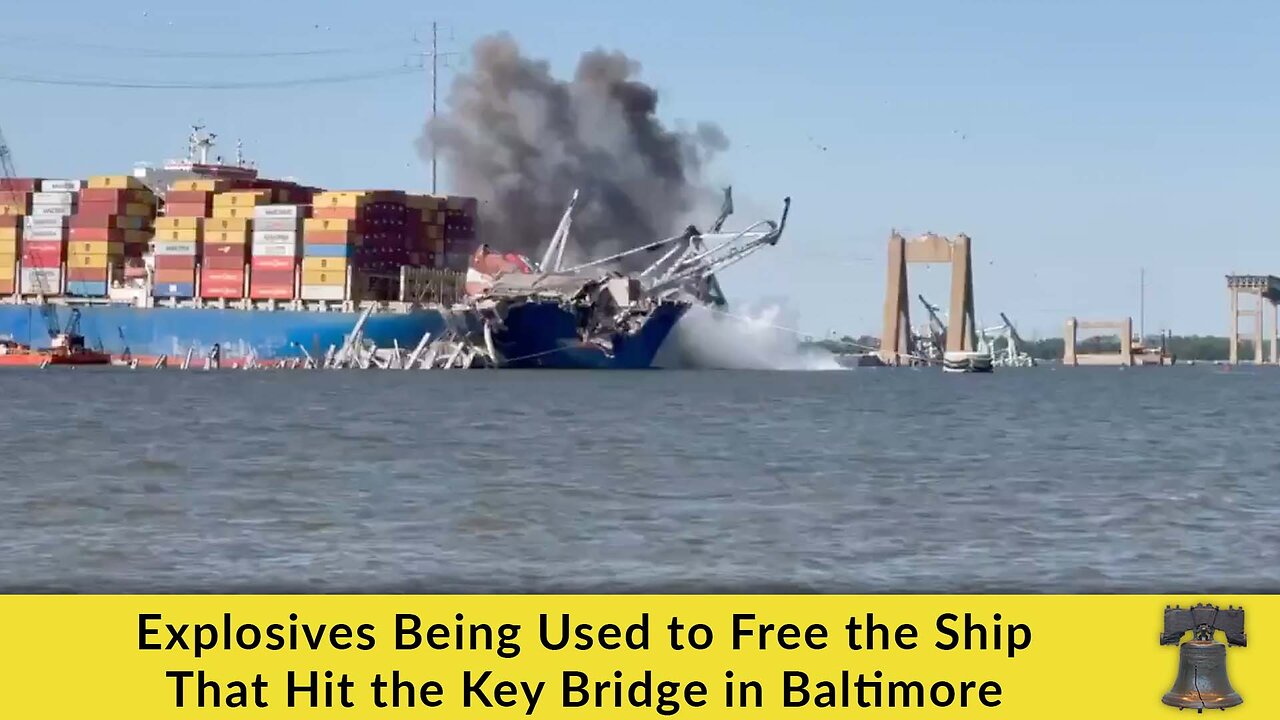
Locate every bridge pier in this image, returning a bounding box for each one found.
[1226,275,1280,365]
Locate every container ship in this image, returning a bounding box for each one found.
[0,126,789,370]
[0,126,473,365]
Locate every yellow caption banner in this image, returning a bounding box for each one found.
[0,595,1273,718]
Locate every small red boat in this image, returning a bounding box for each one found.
[0,332,113,367]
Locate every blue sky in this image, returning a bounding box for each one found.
[3,0,1277,338]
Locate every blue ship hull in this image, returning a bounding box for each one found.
[0,300,686,369]
[483,299,688,369]
[0,304,448,360]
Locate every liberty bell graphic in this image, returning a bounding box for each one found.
[1160,604,1246,711]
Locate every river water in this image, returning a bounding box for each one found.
[1,364,1275,593]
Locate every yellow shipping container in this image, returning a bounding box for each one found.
[313,192,370,208]
[302,268,346,286]
[155,216,201,231]
[156,228,201,243]
[0,267,14,282]
[169,178,231,193]
[68,253,116,269]
[0,226,20,241]
[206,230,248,244]
[88,175,145,190]
[213,190,273,207]
[210,206,254,219]
[302,257,347,273]
[303,218,357,233]
[202,217,251,233]
[68,241,125,256]
[0,204,27,216]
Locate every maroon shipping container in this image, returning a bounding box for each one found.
[202,255,245,270]
[154,255,197,271]
[251,269,294,286]
[203,242,247,258]
[80,188,152,204]
[0,179,41,192]
[76,198,137,216]
[161,201,211,217]
[68,267,109,282]
[163,190,212,204]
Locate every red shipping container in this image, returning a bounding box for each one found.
[252,256,295,272]
[249,283,295,300]
[0,280,13,295]
[200,283,244,299]
[80,188,152,203]
[68,267,109,282]
[202,255,245,270]
[202,269,244,286]
[203,242,247,258]
[0,179,40,192]
[0,216,17,228]
[154,255,197,271]
[155,268,194,284]
[165,190,213,204]
[304,230,358,245]
[251,269,294,285]
[69,227,124,242]
[161,201,211,217]
[21,240,63,266]
[77,198,148,216]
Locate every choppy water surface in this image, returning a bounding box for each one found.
[1,364,1276,592]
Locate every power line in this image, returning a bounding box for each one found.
[0,32,419,59]
[0,66,423,90]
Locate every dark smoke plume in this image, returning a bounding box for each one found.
[419,33,728,265]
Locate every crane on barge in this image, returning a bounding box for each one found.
[0,121,109,365]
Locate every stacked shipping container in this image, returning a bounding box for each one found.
[0,215,17,295]
[304,191,407,301]
[249,203,307,300]
[442,195,479,271]
[1,178,37,295]
[405,194,447,269]
[210,190,270,300]
[70,176,155,297]
[201,215,250,299]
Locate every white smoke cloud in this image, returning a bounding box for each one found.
[656,303,844,370]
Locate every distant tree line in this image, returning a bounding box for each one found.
[809,335,1257,362]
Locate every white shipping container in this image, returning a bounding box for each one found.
[32,203,74,216]
[252,218,301,232]
[32,191,76,205]
[254,205,304,220]
[20,268,62,292]
[153,242,197,255]
[251,230,298,244]
[300,285,345,301]
[23,227,67,241]
[22,215,67,229]
[252,242,298,257]
[40,179,82,193]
